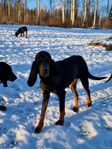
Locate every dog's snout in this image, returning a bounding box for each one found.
[9,73,17,81]
[44,68,48,73]
[40,62,50,78]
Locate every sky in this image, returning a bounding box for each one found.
[27,0,37,9]
[27,0,46,9]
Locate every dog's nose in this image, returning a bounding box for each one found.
[40,63,49,78]
[10,73,17,81]
[44,68,48,73]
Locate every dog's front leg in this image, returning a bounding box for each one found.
[55,90,66,125]
[35,92,50,133]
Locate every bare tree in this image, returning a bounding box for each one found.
[93,0,98,28]
[8,0,11,19]
[107,0,109,15]
[83,0,90,27]
[44,0,46,13]
[15,0,21,23]
[24,0,28,23]
[49,0,53,16]
[71,0,74,25]
[62,0,65,24]
[37,0,40,24]
[98,0,102,28]
[1,0,7,22]
[71,0,77,26]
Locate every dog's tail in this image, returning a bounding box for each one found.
[88,72,107,80]
[105,74,112,83]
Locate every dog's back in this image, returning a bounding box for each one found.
[56,55,88,75]
[18,26,27,33]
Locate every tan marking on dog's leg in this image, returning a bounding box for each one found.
[59,111,65,122]
[86,94,92,107]
[35,99,48,133]
[70,79,79,112]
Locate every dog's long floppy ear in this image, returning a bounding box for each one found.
[27,61,38,87]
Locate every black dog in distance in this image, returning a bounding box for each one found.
[15,26,28,38]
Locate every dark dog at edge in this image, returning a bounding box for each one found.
[106,74,112,82]
[15,26,28,38]
[27,51,107,133]
[0,62,17,111]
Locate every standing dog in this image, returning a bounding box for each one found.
[27,51,107,133]
[0,62,17,111]
[15,26,28,38]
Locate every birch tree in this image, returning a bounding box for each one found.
[83,0,89,27]
[62,0,65,24]
[107,0,109,15]
[93,0,98,28]
[71,0,75,25]
[37,0,40,22]
[8,0,11,19]
[24,0,28,23]
[71,0,77,26]
[1,0,6,22]
[16,0,21,23]
[98,1,102,27]
[49,0,53,16]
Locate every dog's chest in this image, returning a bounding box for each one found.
[40,76,60,93]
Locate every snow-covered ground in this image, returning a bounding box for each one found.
[0,25,112,149]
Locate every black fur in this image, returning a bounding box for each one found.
[0,62,17,111]
[15,26,28,38]
[0,62,17,87]
[27,51,107,133]
[106,74,112,82]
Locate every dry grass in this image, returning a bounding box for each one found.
[89,42,112,51]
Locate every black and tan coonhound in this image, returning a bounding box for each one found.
[27,51,107,133]
[15,26,28,38]
[0,62,17,111]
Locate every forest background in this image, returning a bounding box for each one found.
[0,0,112,28]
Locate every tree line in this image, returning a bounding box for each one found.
[0,0,111,28]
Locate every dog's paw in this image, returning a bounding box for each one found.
[34,126,42,134]
[87,102,92,107]
[55,120,64,125]
[72,106,79,113]
[0,105,7,111]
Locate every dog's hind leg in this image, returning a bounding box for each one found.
[80,77,92,108]
[70,79,79,112]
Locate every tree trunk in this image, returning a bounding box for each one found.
[107,0,109,15]
[71,0,75,26]
[8,0,11,19]
[62,0,65,24]
[93,0,98,28]
[83,0,89,27]
[99,1,102,28]
[24,0,28,24]
[37,0,40,24]
[17,1,21,23]
[1,0,5,22]
[50,0,53,16]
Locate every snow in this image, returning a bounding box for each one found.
[0,24,112,149]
